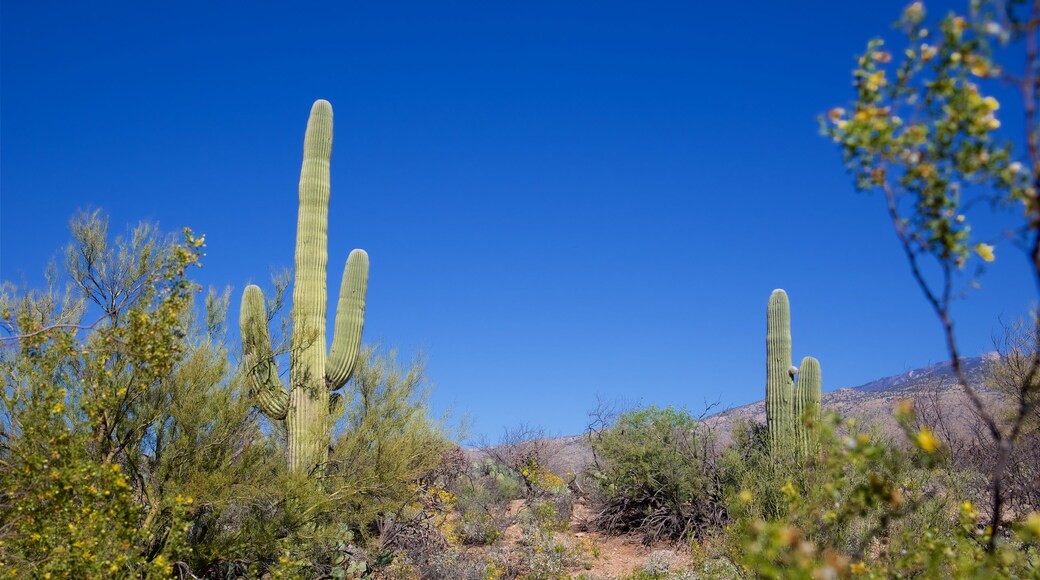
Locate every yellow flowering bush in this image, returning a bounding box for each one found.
[727,408,1039,578]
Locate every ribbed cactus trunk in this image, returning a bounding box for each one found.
[288,100,335,473]
[766,289,794,457]
[794,356,822,456]
[240,100,368,475]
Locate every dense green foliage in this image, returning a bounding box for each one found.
[2,214,213,575]
[726,408,1040,578]
[0,213,451,577]
[587,406,727,542]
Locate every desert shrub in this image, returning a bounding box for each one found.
[586,405,727,542]
[722,415,931,557]
[641,550,675,576]
[0,416,188,578]
[515,499,596,580]
[726,408,1040,578]
[458,510,502,545]
[480,424,570,497]
[448,459,522,547]
[0,215,313,577]
[450,424,575,552]
[473,458,528,502]
[390,545,510,580]
[0,214,215,576]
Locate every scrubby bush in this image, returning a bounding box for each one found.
[450,460,521,546]
[515,497,596,580]
[586,405,728,542]
[725,408,1040,578]
[1,214,212,576]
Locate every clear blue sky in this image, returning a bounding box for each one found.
[2,0,1034,438]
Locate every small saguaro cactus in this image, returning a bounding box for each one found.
[793,356,822,455]
[766,289,795,456]
[240,99,369,474]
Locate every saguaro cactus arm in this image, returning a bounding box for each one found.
[798,356,822,412]
[326,248,369,390]
[795,356,822,455]
[240,284,289,420]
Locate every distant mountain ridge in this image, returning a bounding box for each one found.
[849,355,992,393]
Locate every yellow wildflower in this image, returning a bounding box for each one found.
[851,561,868,574]
[916,427,939,453]
[864,71,886,92]
[975,243,995,262]
[971,62,991,77]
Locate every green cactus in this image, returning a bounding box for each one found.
[794,356,822,455]
[766,289,795,456]
[766,289,824,459]
[240,99,368,474]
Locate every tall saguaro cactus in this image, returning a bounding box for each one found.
[794,356,822,455]
[766,289,795,456]
[240,100,369,474]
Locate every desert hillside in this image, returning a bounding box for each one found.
[522,356,1004,476]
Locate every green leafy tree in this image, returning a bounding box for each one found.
[0,212,203,576]
[823,0,1040,549]
[0,212,290,577]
